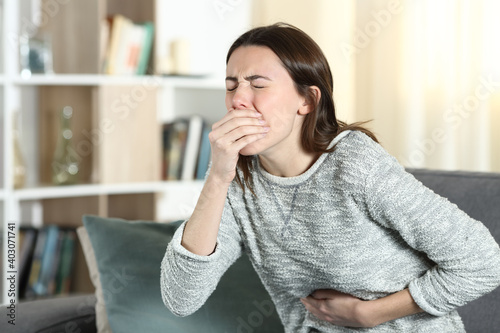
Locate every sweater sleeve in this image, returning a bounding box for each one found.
[160,199,243,316]
[364,146,500,316]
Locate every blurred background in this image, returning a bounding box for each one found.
[251,0,500,173]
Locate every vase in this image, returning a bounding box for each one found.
[13,111,26,189]
[52,106,80,185]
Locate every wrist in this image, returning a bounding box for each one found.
[356,289,423,328]
[207,165,236,184]
[206,172,232,189]
[355,300,380,328]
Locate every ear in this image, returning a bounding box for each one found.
[298,86,321,115]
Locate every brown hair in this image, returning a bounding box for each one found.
[226,23,377,192]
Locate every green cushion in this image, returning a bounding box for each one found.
[82,215,283,333]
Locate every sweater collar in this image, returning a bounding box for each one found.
[256,130,352,186]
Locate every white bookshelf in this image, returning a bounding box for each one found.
[1,0,251,304]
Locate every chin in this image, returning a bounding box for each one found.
[239,146,260,156]
[239,141,266,156]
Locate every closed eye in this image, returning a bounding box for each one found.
[227,85,265,92]
[225,74,271,92]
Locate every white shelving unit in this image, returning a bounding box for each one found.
[1,0,251,304]
[12,73,225,88]
[2,0,17,308]
[13,181,202,201]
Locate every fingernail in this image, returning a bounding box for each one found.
[255,111,261,117]
[263,127,270,132]
[258,119,266,124]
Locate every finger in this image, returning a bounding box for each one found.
[233,132,269,152]
[301,296,323,309]
[210,128,268,159]
[301,298,328,321]
[300,298,312,311]
[225,122,269,143]
[210,118,268,147]
[212,109,262,131]
[311,289,336,300]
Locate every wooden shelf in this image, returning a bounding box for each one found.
[13,180,204,200]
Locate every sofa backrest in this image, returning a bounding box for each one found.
[408,168,500,333]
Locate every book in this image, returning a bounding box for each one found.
[136,22,154,75]
[115,22,144,75]
[21,226,78,299]
[55,229,77,295]
[25,227,48,299]
[99,19,111,74]
[47,229,66,295]
[181,115,204,181]
[103,15,154,75]
[165,119,189,180]
[162,122,174,180]
[196,123,212,180]
[103,15,133,74]
[33,225,60,297]
[18,227,39,298]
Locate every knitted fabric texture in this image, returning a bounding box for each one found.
[161,131,500,332]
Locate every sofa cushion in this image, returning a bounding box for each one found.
[77,227,112,333]
[82,215,283,333]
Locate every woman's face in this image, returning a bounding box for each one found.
[225,45,310,157]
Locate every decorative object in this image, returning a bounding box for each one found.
[52,106,80,185]
[158,39,191,75]
[19,30,54,78]
[13,111,26,189]
[170,39,190,75]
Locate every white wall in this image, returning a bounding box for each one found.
[155,0,253,79]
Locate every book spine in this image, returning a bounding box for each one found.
[181,116,204,181]
[33,225,60,296]
[25,228,48,299]
[18,228,38,298]
[55,230,77,295]
[196,124,212,180]
[166,119,189,180]
[136,22,154,75]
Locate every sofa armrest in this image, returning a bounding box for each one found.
[9,294,96,333]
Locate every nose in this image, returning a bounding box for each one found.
[231,84,252,110]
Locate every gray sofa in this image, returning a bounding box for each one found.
[7,169,500,333]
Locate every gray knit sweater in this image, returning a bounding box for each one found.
[161,130,500,332]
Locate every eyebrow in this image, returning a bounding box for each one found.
[225,75,272,82]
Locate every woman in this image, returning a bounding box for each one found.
[161,23,500,332]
